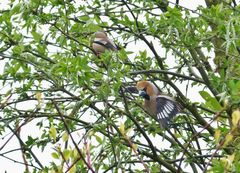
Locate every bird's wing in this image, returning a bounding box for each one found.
[156,96,181,127]
[93,39,117,50]
[107,39,118,50]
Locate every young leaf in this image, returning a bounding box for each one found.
[49,125,57,142]
[214,129,221,143]
[62,132,69,142]
[51,152,59,159]
[223,133,233,147]
[63,149,71,160]
[232,110,240,129]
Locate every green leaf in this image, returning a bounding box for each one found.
[49,125,57,142]
[12,44,24,55]
[63,149,71,160]
[206,98,223,111]
[199,91,223,111]
[199,91,212,101]
[94,134,103,144]
[62,132,69,142]
[51,152,59,159]
[32,31,42,42]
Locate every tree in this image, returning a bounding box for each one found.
[1,0,240,172]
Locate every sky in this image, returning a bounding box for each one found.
[0,0,208,172]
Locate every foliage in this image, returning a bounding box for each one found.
[1,0,240,172]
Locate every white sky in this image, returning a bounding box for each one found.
[0,0,210,172]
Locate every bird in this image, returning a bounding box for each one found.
[136,80,181,128]
[92,31,118,56]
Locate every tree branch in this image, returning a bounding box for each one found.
[129,69,205,84]
[53,101,96,173]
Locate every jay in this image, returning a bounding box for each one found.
[135,81,181,128]
[92,31,118,56]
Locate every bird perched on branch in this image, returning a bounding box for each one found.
[133,80,181,128]
[92,31,118,56]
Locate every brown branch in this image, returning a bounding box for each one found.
[177,109,226,173]
[129,69,205,84]
[0,152,40,170]
[58,148,70,168]
[16,120,29,173]
[49,22,95,54]
[65,157,82,173]
[119,88,179,172]
[7,122,44,169]
[188,49,218,97]
[84,136,92,169]
[53,101,96,173]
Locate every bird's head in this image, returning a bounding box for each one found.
[136,81,158,100]
[95,31,107,38]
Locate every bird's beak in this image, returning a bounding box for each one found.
[138,90,150,100]
[138,90,146,96]
[124,86,138,94]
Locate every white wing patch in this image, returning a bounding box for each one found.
[156,96,181,128]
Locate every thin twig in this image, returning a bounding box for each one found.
[129,69,205,84]
[53,101,96,173]
[177,109,225,172]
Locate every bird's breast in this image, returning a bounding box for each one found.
[144,99,157,116]
[92,42,105,53]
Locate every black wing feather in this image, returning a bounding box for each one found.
[156,96,181,128]
[93,40,116,50]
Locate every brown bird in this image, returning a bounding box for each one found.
[136,81,181,128]
[92,31,118,56]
